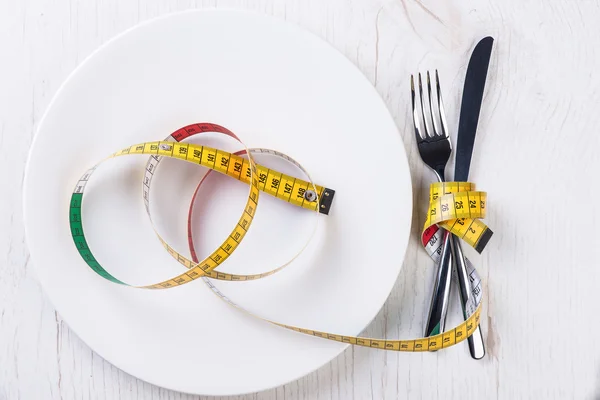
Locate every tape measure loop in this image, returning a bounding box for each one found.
[422,181,492,253]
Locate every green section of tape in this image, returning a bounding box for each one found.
[69,193,126,285]
[427,322,441,337]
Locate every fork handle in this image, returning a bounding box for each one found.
[450,235,486,360]
[424,229,453,337]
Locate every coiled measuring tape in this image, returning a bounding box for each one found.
[422,182,493,260]
[69,122,488,352]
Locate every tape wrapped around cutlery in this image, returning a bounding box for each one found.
[69,122,487,352]
[421,182,493,258]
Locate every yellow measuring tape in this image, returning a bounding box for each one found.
[69,122,489,352]
[422,182,492,255]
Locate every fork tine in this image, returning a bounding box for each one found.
[435,70,449,138]
[427,71,442,137]
[410,75,423,142]
[418,73,432,138]
[411,75,425,141]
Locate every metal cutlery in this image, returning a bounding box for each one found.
[451,36,494,360]
[411,71,454,338]
[410,36,493,359]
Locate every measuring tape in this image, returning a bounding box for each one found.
[421,182,493,260]
[69,122,488,352]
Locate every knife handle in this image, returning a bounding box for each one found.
[424,229,453,337]
[449,235,486,360]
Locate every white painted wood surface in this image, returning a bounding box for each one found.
[1,0,599,398]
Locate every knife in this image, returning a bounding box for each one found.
[451,36,494,360]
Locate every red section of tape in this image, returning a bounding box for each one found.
[421,225,439,247]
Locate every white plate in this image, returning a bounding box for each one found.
[23,9,412,396]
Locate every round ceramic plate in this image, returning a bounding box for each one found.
[23,9,412,396]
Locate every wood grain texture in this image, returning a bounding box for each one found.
[1,0,599,398]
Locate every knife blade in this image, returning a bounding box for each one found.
[455,36,494,182]
[452,36,494,360]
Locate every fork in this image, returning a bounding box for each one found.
[411,71,454,338]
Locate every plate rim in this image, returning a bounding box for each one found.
[22,7,413,396]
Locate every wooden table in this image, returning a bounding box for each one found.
[1,1,597,398]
